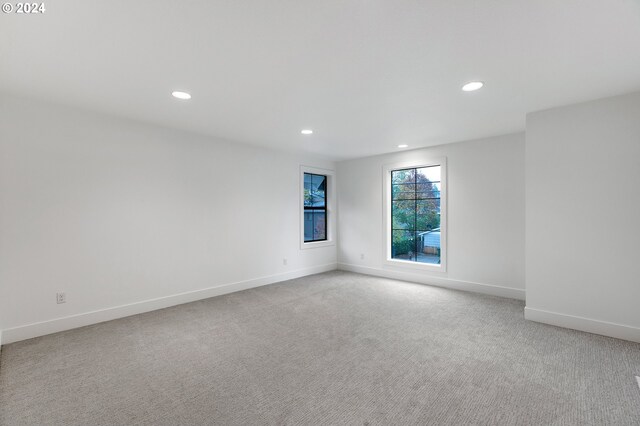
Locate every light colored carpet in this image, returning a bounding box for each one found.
[1,271,639,425]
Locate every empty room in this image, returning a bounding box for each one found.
[1,1,639,425]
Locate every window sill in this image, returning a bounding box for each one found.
[300,240,335,250]
[383,258,446,273]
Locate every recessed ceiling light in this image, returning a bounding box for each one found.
[172,91,191,100]
[301,129,313,135]
[398,144,409,148]
[462,81,484,92]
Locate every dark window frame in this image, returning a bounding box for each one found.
[304,172,328,243]
[390,166,441,264]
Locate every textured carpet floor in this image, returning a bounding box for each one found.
[1,271,639,425]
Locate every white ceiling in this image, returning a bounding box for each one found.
[2,1,640,160]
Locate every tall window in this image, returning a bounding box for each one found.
[303,172,327,242]
[387,163,444,267]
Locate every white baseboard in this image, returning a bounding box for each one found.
[524,307,640,343]
[338,263,525,300]
[1,263,337,345]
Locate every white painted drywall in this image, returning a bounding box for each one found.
[336,133,525,297]
[525,91,640,333]
[0,95,336,340]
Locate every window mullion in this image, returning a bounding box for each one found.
[414,168,417,262]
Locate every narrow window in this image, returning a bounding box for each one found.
[390,165,442,265]
[303,172,327,242]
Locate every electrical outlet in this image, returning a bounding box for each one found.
[56,292,66,304]
[283,258,288,266]
[360,253,365,260]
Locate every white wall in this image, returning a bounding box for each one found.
[0,95,336,343]
[525,91,640,342]
[337,133,525,299]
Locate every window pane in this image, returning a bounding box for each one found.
[417,165,440,183]
[310,193,325,207]
[416,230,440,264]
[311,174,326,192]
[416,199,440,231]
[392,183,415,200]
[308,174,326,207]
[416,180,440,192]
[392,168,415,184]
[313,211,326,240]
[304,211,314,241]
[392,200,415,230]
[304,173,313,206]
[392,230,416,261]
